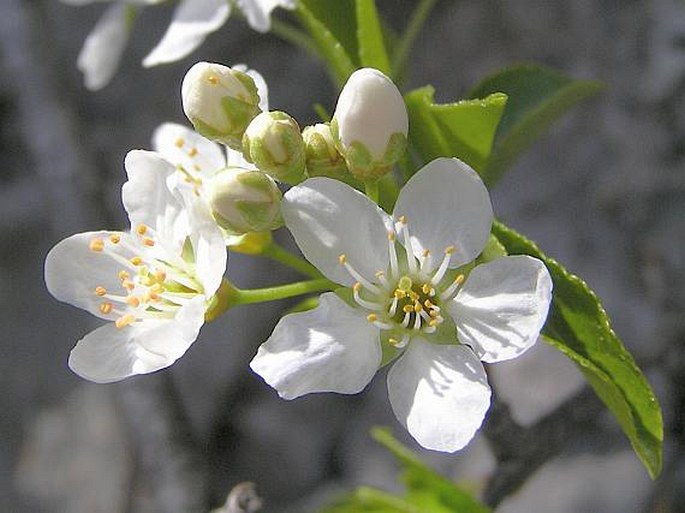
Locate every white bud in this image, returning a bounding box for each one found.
[331,68,408,181]
[181,62,261,150]
[207,167,282,234]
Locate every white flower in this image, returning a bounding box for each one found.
[65,0,294,90]
[45,150,226,382]
[250,158,553,452]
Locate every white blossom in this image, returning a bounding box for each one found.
[64,0,293,90]
[250,158,553,452]
[45,150,226,382]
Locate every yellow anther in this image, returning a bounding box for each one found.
[394,289,406,299]
[367,313,378,323]
[454,274,465,285]
[154,270,166,282]
[118,270,130,281]
[424,299,434,309]
[207,75,218,85]
[136,224,148,235]
[409,291,419,301]
[126,295,141,308]
[142,237,155,247]
[353,282,362,292]
[422,249,430,258]
[398,215,407,224]
[122,279,135,291]
[403,304,414,313]
[109,234,121,244]
[115,314,136,329]
[94,286,107,297]
[130,256,143,266]
[338,254,347,265]
[99,302,113,315]
[414,302,422,313]
[388,337,398,346]
[89,238,104,252]
[429,310,438,318]
[445,245,455,255]
[175,137,185,148]
[188,147,198,157]
[429,319,439,327]
[388,231,396,241]
[421,283,432,295]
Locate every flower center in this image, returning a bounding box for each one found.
[88,224,202,329]
[339,216,464,348]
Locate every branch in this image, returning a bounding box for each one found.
[483,387,604,507]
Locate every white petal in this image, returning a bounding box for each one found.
[448,255,553,363]
[45,231,140,320]
[122,150,188,253]
[387,339,491,452]
[152,122,226,179]
[142,0,231,67]
[181,187,227,297]
[393,158,493,268]
[250,292,381,399]
[233,64,269,111]
[236,0,295,32]
[282,178,391,286]
[77,4,132,91]
[68,296,206,383]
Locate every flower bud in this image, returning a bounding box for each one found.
[207,167,282,234]
[242,111,306,185]
[182,62,261,151]
[302,123,350,181]
[331,68,408,181]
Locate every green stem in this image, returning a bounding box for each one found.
[232,278,336,306]
[365,180,380,203]
[391,0,438,77]
[262,241,322,279]
[270,18,321,59]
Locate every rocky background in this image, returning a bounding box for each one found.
[1,0,684,512]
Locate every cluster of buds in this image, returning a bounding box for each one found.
[180,62,408,235]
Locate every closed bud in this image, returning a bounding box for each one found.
[331,68,408,181]
[242,111,306,185]
[182,62,261,151]
[207,167,282,234]
[302,123,350,181]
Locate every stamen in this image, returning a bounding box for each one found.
[431,246,455,285]
[142,237,155,247]
[388,296,399,317]
[387,231,399,278]
[420,249,433,273]
[94,286,107,297]
[126,295,141,308]
[375,271,388,287]
[367,313,378,322]
[353,282,383,310]
[99,302,113,315]
[136,224,148,236]
[115,314,136,329]
[391,334,410,348]
[109,234,121,244]
[207,75,218,85]
[188,147,198,157]
[118,270,130,281]
[441,274,465,300]
[89,238,104,252]
[339,254,380,293]
[413,311,422,331]
[130,256,143,266]
[398,216,417,273]
[401,311,411,328]
[175,138,185,148]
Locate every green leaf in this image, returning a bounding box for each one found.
[469,64,604,186]
[492,221,663,479]
[296,1,357,87]
[355,0,391,75]
[405,86,507,174]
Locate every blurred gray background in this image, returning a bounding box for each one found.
[1,0,684,512]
